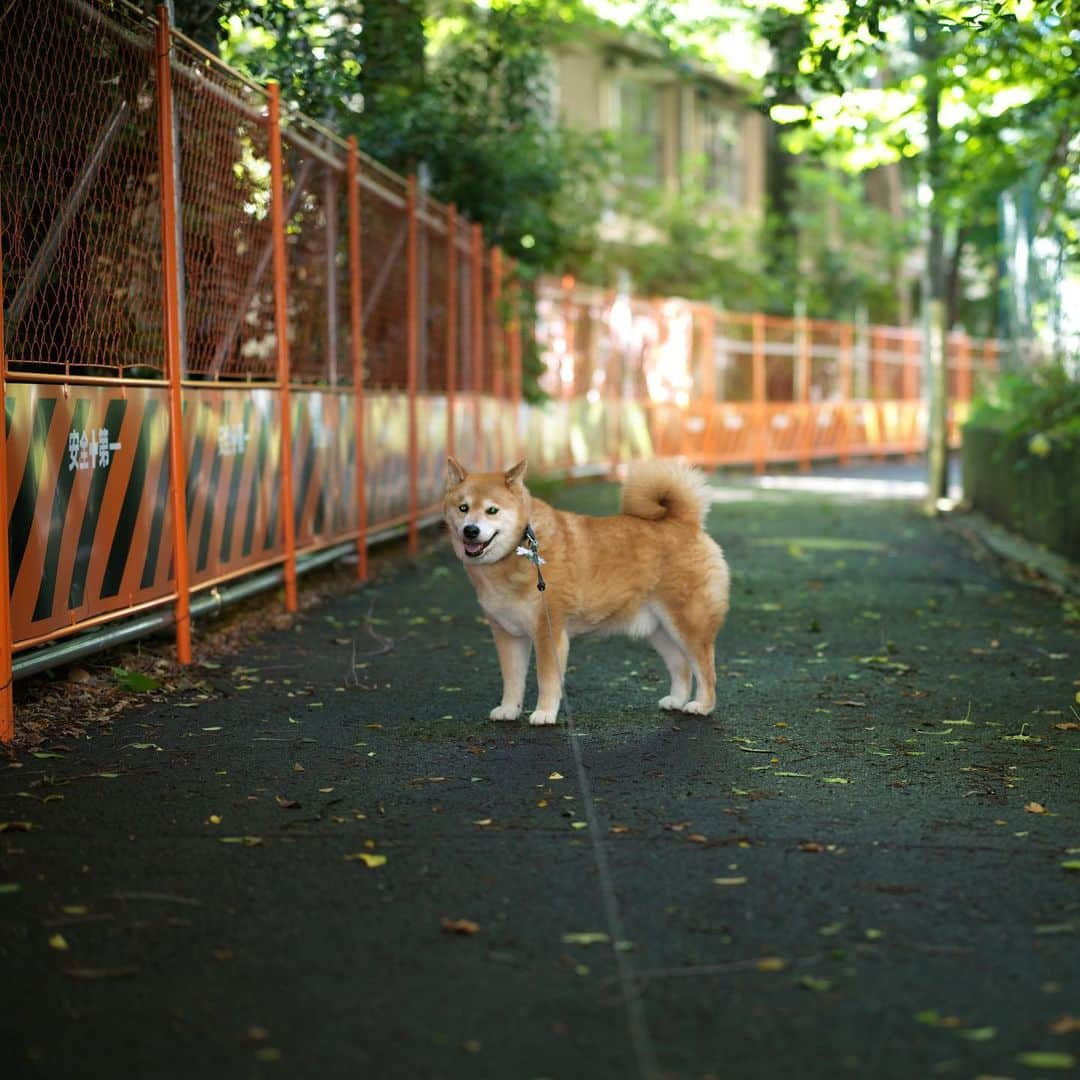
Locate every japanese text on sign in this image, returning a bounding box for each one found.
[68,429,122,471]
[218,423,249,457]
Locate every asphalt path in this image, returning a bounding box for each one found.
[1,465,1077,1079]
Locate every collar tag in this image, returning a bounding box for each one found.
[518,524,547,591]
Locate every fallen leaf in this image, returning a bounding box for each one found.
[1053,722,1080,731]
[686,833,708,844]
[255,1048,282,1063]
[820,777,852,785]
[0,883,22,895]
[1024,802,1047,815]
[1048,1016,1080,1035]
[292,763,304,773]
[207,815,222,825]
[1015,1051,1075,1070]
[713,877,748,886]
[798,842,825,853]
[61,905,89,916]
[0,821,34,833]
[610,825,629,834]
[473,818,492,827]
[344,853,386,868]
[571,822,588,830]
[48,933,69,951]
[219,836,263,847]
[1061,860,1080,872]
[561,932,609,946]
[756,957,787,973]
[111,667,161,693]
[274,796,301,810]
[798,975,833,992]
[548,772,564,781]
[958,1026,997,1042]
[441,917,479,935]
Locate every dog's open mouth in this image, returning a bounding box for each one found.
[463,532,497,558]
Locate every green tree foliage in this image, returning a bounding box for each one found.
[205,0,610,274]
[756,0,1078,334]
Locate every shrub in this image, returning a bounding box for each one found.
[967,362,1080,452]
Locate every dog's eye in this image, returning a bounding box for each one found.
[485,506,499,515]
[458,503,468,513]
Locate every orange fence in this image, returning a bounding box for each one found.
[0,2,999,741]
[534,281,998,474]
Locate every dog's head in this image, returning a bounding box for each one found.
[443,457,529,566]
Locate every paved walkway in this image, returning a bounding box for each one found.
[1,462,1077,1079]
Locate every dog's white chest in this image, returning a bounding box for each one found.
[474,581,534,638]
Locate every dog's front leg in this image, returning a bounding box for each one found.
[489,622,531,721]
[530,617,567,726]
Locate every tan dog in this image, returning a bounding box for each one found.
[443,457,729,725]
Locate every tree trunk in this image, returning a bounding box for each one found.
[921,16,949,512]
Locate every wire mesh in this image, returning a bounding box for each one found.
[358,164,409,389]
[420,202,449,393]
[0,0,164,377]
[279,117,350,385]
[169,36,275,381]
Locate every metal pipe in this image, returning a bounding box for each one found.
[12,515,443,682]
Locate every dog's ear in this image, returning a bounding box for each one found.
[504,459,527,489]
[446,457,467,488]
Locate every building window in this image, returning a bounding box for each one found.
[702,101,741,203]
[618,80,663,184]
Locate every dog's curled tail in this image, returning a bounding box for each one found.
[619,459,711,527]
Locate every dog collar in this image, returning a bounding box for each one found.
[515,523,547,592]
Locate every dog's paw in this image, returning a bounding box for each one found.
[489,704,521,721]
[528,709,558,726]
[658,695,688,711]
[680,700,713,716]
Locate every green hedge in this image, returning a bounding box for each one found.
[962,423,1079,560]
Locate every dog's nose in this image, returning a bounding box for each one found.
[463,524,480,540]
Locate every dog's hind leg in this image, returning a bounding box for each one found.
[660,609,718,716]
[490,623,531,721]
[649,626,692,711]
[530,617,567,726]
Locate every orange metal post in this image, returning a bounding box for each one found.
[838,322,853,466]
[507,261,524,462]
[957,332,972,403]
[751,313,767,475]
[405,175,419,555]
[797,314,812,472]
[346,137,367,580]
[470,224,484,466]
[445,205,458,462]
[870,328,885,462]
[903,330,919,458]
[490,246,504,466]
[0,205,13,739]
[267,82,298,611]
[155,10,193,666]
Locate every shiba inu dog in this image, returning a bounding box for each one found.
[444,457,729,725]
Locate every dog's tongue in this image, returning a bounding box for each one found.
[464,540,484,556]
